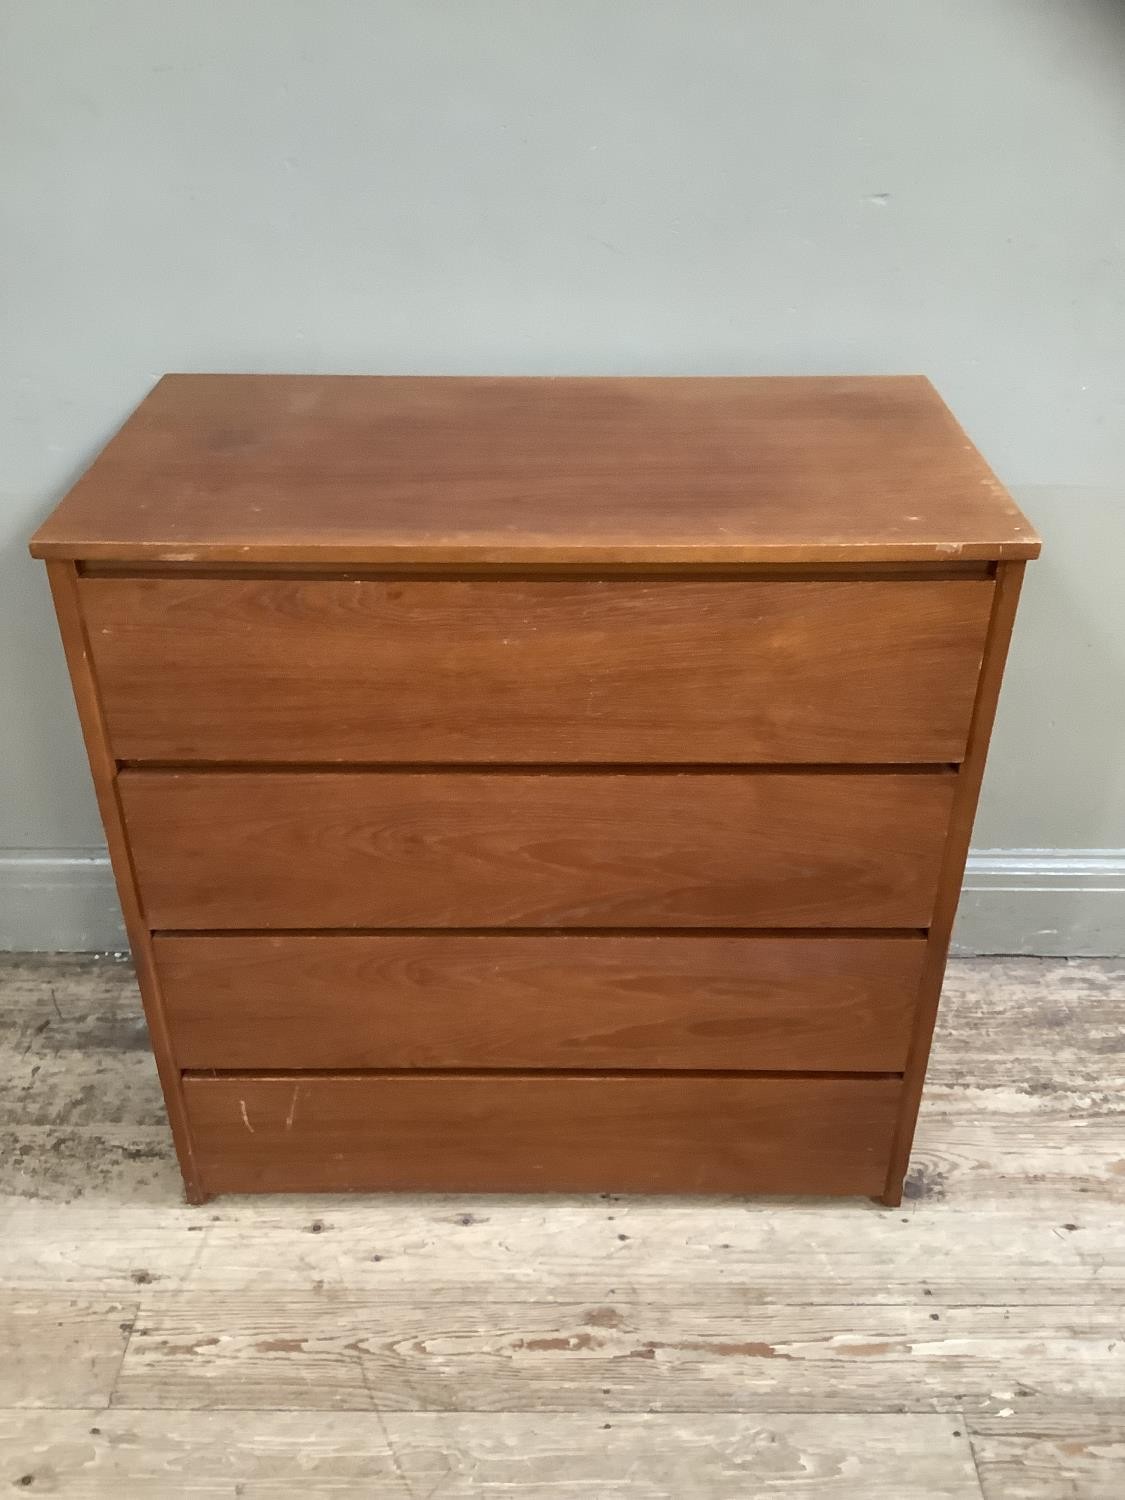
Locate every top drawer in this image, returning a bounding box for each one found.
[81,574,992,764]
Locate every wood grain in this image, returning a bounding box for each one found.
[112,1291,1125,1414]
[5,955,1117,1500]
[0,1292,137,1407]
[6,951,1123,1288]
[967,1405,1125,1500]
[44,562,204,1203]
[883,561,1026,1205]
[182,1073,901,1196]
[8,953,1122,1233]
[28,374,1040,565]
[30,375,1037,1213]
[120,769,956,930]
[155,932,926,1072]
[10,1193,1123,1302]
[0,1411,984,1497]
[82,574,993,764]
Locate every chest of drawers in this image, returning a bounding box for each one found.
[31,374,1039,1204]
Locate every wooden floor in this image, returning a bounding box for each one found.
[0,956,1121,1497]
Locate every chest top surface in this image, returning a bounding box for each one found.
[30,373,1039,567]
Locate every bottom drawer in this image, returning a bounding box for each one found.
[183,1074,901,1197]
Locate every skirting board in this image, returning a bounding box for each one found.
[0,851,128,955]
[953,849,1125,957]
[0,848,1123,957]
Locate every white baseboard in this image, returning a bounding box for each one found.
[1,847,1123,956]
[0,850,128,954]
[953,849,1125,956]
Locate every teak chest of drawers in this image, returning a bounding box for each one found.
[31,374,1040,1204]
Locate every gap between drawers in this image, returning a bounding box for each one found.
[180,1066,907,1082]
[150,926,931,939]
[116,760,962,775]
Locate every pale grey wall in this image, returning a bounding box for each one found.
[2,1,1123,950]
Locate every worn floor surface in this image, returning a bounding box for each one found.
[0,955,1121,1497]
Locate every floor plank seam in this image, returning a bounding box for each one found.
[92,1403,971,1416]
[105,1299,147,1413]
[103,1298,142,1413]
[963,1403,989,1500]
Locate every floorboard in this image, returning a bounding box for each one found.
[1,954,1123,1496]
[0,1410,982,1497]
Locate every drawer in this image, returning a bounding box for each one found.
[156,933,926,1071]
[121,769,955,929]
[182,1073,902,1195]
[82,575,993,764]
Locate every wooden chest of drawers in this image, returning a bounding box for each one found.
[31,374,1039,1204]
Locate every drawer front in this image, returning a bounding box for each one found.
[82,575,993,764]
[156,933,926,1071]
[183,1074,901,1195]
[121,770,955,930]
